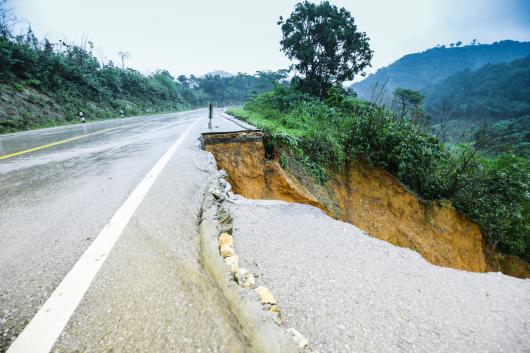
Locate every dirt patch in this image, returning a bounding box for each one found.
[328,162,486,272]
[202,130,530,278]
[202,131,324,210]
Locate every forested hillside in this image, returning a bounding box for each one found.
[424,56,530,120]
[424,56,530,155]
[351,40,530,99]
[0,5,283,134]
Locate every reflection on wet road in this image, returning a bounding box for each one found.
[0,110,250,352]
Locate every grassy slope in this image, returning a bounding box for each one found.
[0,83,190,134]
[226,91,529,262]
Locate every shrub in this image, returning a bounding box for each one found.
[228,86,530,261]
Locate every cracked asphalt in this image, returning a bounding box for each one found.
[230,198,530,353]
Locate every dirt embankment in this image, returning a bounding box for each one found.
[202,130,530,278]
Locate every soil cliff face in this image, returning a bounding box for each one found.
[328,163,485,271]
[202,131,323,210]
[202,130,529,277]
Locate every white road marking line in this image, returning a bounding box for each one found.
[7,118,201,353]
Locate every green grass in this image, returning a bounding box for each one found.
[228,107,305,137]
[227,86,530,261]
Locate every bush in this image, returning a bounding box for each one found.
[451,154,529,257]
[229,86,530,261]
[0,19,284,133]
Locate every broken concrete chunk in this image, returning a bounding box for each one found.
[268,304,280,313]
[270,311,283,325]
[238,268,255,288]
[220,243,235,258]
[221,222,234,235]
[255,286,277,305]
[218,211,232,225]
[224,255,240,273]
[219,233,234,247]
[287,328,309,349]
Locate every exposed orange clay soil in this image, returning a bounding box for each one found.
[202,130,529,278]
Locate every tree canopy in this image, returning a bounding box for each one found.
[0,1,285,133]
[278,1,372,98]
[393,88,424,121]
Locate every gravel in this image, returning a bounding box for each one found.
[229,198,530,353]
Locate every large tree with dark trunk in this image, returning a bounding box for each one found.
[278,1,373,98]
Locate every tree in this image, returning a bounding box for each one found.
[393,88,424,121]
[278,1,372,98]
[456,41,462,47]
[118,50,129,69]
[177,74,188,87]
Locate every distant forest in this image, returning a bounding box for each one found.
[0,3,284,133]
[425,56,530,120]
[424,56,530,156]
[350,41,530,158]
[351,40,530,99]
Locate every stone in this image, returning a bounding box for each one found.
[210,187,224,200]
[224,255,240,273]
[268,304,280,313]
[238,268,255,288]
[255,286,277,305]
[287,328,309,349]
[220,243,235,258]
[218,210,232,225]
[219,233,234,248]
[221,223,234,235]
[270,312,282,325]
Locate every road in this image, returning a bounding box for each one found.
[231,198,530,353]
[0,110,249,352]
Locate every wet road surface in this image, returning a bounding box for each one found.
[0,111,250,352]
[231,198,530,353]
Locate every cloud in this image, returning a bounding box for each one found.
[9,0,530,77]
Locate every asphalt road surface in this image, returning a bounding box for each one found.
[0,110,249,352]
[231,198,530,353]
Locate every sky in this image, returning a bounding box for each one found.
[8,0,530,79]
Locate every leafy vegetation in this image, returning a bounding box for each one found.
[477,116,530,156]
[351,40,530,99]
[424,56,530,120]
[228,85,529,261]
[278,1,372,98]
[226,1,529,261]
[423,56,530,156]
[0,2,283,133]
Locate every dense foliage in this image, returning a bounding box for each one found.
[477,116,530,156]
[351,40,530,99]
[228,86,529,261]
[278,1,372,98]
[424,56,530,119]
[423,56,530,155]
[0,4,283,133]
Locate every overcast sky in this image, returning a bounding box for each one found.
[9,0,530,79]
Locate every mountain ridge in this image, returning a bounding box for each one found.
[351,40,530,99]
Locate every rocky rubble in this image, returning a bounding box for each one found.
[198,170,318,353]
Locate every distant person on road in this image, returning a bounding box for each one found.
[79,111,85,123]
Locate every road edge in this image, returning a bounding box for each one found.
[199,170,316,353]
